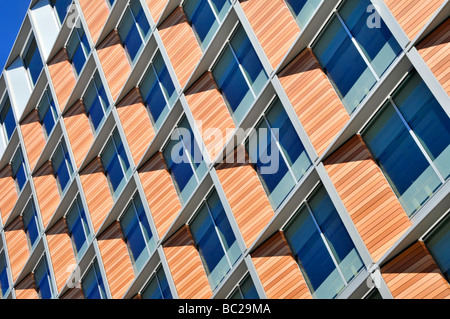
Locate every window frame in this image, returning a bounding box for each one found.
[0,92,16,144]
[65,23,91,78]
[139,264,173,299]
[37,87,59,140]
[21,198,43,252]
[80,259,108,299]
[50,139,75,196]
[64,196,92,261]
[11,146,28,194]
[33,254,55,299]
[227,273,259,299]
[21,31,44,88]
[0,247,11,299]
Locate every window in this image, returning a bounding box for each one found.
[81,261,107,299]
[141,266,173,299]
[425,215,450,282]
[284,185,364,299]
[0,250,10,298]
[285,0,322,28]
[22,200,42,251]
[312,0,401,114]
[11,148,27,193]
[183,0,231,50]
[51,0,73,25]
[107,0,115,9]
[364,288,382,299]
[212,24,268,124]
[0,95,16,143]
[83,72,110,133]
[34,255,54,299]
[362,70,449,216]
[139,51,177,130]
[23,36,43,86]
[66,26,91,76]
[66,197,91,260]
[118,0,150,64]
[228,274,259,299]
[51,141,74,195]
[100,129,132,199]
[190,190,241,290]
[37,88,58,139]
[120,194,156,273]
[246,98,311,209]
[163,117,207,204]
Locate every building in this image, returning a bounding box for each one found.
[0,0,449,299]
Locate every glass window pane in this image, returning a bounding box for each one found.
[84,74,108,132]
[52,143,74,194]
[211,0,231,20]
[11,149,27,192]
[141,274,163,299]
[34,257,53,299]
[82,262,107,299]
[23,201,41,250]
[52,0,72,24]
[153,52,177,106]
[23,37,43,85]
[66,198,90,259]
[0,252,9,297]
[178,117,207,179]
[130,0,150,38]
[38,89,58,138]
[0,97,16,141]
[184,0,220,50]
[426,216,450,282]
[239,274,259,299]
[155,267,172,299]
[285,0,322,28]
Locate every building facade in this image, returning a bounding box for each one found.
[0,0,449,299]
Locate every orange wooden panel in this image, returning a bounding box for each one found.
[381,241,450,299]
[63,100,94,168]
[278,49,350,156]
[97,30,132,101]
[20,109,46,170]
[46,219,77,292]
[4,216,29,282]
[145,0,167,23]
[163,225,212,299]
[324,135,411,261]
[116,88,155,166]
[251,231,312,299]
[158,7,203,87]
[185,72,236,161]
[138,152,181,239]
[61,287,84,299]
[97,222,135,299]
[0,165,18,225]
[384,0,445,40]
[417,18,450,96]
[239,0,300,68]
[15,273,38,299]
[215,146,274,248]
[33,161,61,228]
[48,49,76,111]
[78,0,110,44]
[79,157,113,233]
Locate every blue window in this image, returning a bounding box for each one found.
[425,215,450,282]
[118,0,151,64]
[51,0,73,25]
[34,256,54,299]
[163,117,207,204]
[38,88,58,139]
[83,72,110,133]
[11,148,27,193]
[139,51,177,130]
[22,200,42,251]
[67,26,91,77]
[246,99,311,209]
[82,261,107,299]
[228,273,259,299]
[100,130,132,199]
[23,36,43,86]
[120,194,156,273]
[285,0,322,28]
[66,197,91,260]
[107,0,115,9]
[52,142,74,195]
[184,0,231,50]
[0,96,16,143]
[190,190,241,290]
[0,251,10,298]
[141,266,173,299]
[212,25,268,124]
[284,185,364,299]
[313,0,401,114]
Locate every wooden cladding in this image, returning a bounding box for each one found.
[145,0,167,24]
[158,7,203,88]
[251,231,312,299]
[185,72,235,161]
[116,88,155,165]
[215,146,274,248]
[61,287,84,299]
[324,135,411,261]
[48,49,76,111]
[63,100,95,168]
[46,219,76,293]
[78,0,110,44]
[138,152,181,239]
[417,18,450,96]
[20,109,46,170]
[97,222,135,299]
[381,241,450,299]
[0,165,18,224]
[163,225,212,299]
[33,161,61,228]
[239,0,300,68]
[97,31,132,101]
[4,216,29,282]
[383,0,445,40]
[79,157,113,233]
[279,49,349,156]
[15,273,38,299]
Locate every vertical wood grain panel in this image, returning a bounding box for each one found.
[61,287,84,299]
[48,49,77,111]
[278,49,350,156]
[15,273,38,299]
[324,135,412,261]
[20,109,46,170]
[0,165,18,225]
[163,225,212,299]
[251,231,312,299]
[4,216,29,282]
[78,0,110,44]
[145,0,167,23]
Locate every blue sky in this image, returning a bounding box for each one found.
[0,0,32,71]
